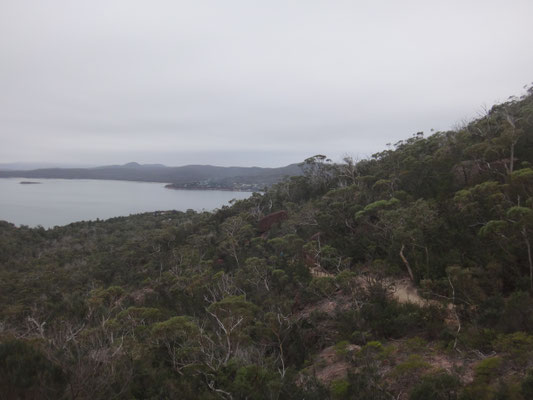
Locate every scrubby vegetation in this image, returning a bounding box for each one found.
[1,88,533,399]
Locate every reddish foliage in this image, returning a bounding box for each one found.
[258,210,288,232]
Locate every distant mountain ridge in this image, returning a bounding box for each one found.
[0,162,303,189]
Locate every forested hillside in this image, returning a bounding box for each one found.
[1,89,533,399]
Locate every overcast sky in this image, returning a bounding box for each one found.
[1,0,532,167]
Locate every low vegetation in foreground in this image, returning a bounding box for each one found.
[1,89,533,399]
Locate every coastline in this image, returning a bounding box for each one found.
[164,183,261,193]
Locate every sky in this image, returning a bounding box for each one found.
[1,1,532,168]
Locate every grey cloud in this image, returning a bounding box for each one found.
[1,0,532,167]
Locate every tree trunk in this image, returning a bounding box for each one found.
[400,244,415,282]
[523,228,533,292]
[510,140,516,174]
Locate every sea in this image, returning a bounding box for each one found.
[0,178,252,228]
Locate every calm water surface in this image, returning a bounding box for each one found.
[0,178,252,228]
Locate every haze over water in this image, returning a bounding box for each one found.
[0,178,251,228]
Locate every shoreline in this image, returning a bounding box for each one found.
[0,177,264,192]
[164,184,260,193]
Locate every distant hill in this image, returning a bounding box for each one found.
[0,162,303,190]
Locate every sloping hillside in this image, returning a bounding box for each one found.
[1,89,533,399]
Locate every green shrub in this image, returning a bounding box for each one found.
[393,354,430,378]
[474,357,503,384]
[330,378,350,399]
[493,332,533,365]
[0,339,66,398]
[522,370,533,399]
[410,372,460,400]
[335,340,350,356]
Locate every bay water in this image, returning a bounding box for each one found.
[0,178,252,228]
